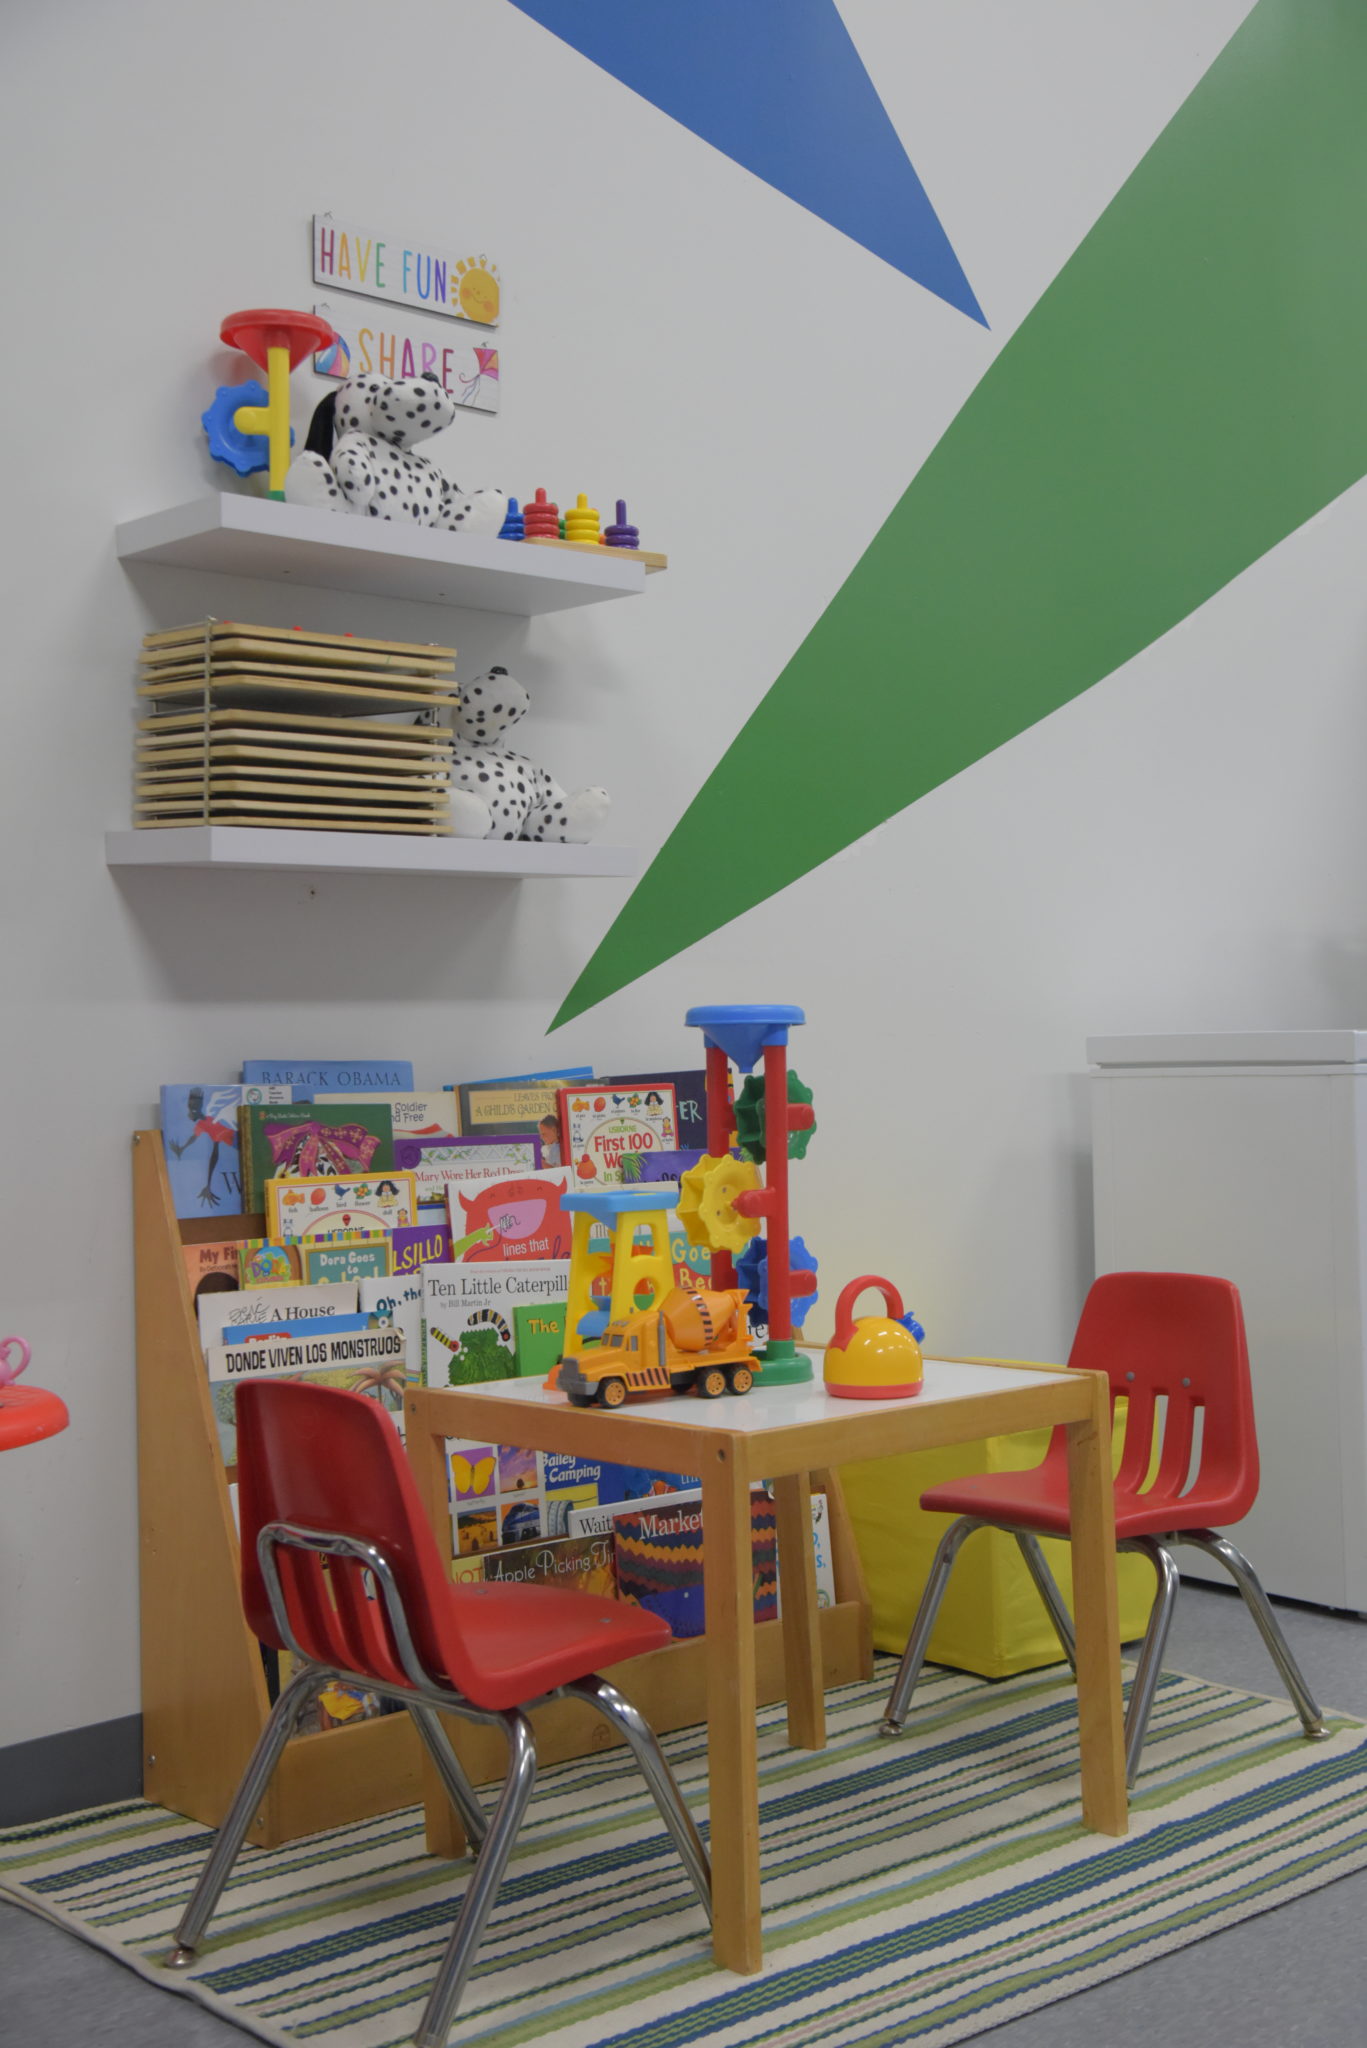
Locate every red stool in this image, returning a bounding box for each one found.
[165,1380,710,2048]
[0,1338,67,1452]
[879,1273,1327,1784]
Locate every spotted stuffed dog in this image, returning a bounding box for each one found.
[444,667,610,843]
[285,371,506,532]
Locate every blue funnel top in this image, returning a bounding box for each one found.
[684,1004,805,1072]
[563,1188,673,1224]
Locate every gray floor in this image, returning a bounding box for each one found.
[2,1582,1365,2046]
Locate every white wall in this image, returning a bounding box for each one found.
[11,0,1365,1751]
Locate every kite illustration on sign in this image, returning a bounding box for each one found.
[459,346,500,408]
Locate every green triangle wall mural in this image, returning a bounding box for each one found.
[554,0,1367,1030]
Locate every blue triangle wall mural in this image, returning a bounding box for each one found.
[505,0,985,325]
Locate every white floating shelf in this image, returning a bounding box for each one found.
[105,827,638,879]
[115,495,648,615]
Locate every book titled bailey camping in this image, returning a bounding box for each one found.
[242,1060,414,1097]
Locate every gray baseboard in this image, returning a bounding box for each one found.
[0,1716,143,1826]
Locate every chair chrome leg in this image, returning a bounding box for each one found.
[1118,1538,1180,1787]
[165,1663,325,1965]
[878,1517,983,1737]
[407,1702,489,1849]
[566,1675,712,1922]
[413,1709,537,2048]
[1176,1529,1329,1740]
[1013,1532,1077,1673]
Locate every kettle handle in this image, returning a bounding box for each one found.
[830,1275,905,1351]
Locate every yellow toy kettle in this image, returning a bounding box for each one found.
[824,1275,923,1400]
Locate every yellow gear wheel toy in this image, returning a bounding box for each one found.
[677,1154,764,1254]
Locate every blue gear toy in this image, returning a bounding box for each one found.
[736,1235,819,1329]
[201,379,295,478]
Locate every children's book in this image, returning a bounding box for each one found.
[456,1076,584,1167]
[613,1488,777,1638]
[481,1531,617,1600]
[242,1060,414,1094]
[540,1453,696,1536]
[442,1439,693,1551]
[568,1485,702,1538]
[512,1300,566,1378]
[240,1102,394,1214]
[267,1171,417,1241]
[238,1239,305,1286]
[225,1312,375,1343]
[203,1320,408,1464]
[558,1085,679,1188]
[574,1488,835,1605]
[796,1490,837,1609]
[359,1273,424,1386]
[301,1236,392,1285]
[198,1281,358,1352]
[599,1070,711,1147]
[160,1084,293,1219]
[638,1150,706,1185]
[316,1090,459,1138]
[468,1067,592,1085]
[446,1440,530,1554]
[390,1221,453,1273]
[393,1134,538,1208]
[241,1233,395,1287]
[423,1260,569,1387]
[444,1167,574,1261]
[182,1238,243,1306]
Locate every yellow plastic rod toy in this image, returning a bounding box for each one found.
[218,309,336,500]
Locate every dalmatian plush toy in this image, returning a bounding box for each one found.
[285,371,506,533]
[443,667,610,843]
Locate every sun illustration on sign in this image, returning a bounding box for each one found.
[452,256,500,325]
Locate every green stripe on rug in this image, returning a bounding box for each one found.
[1,1665,1363,2048]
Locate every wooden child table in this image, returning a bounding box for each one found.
[404,1358,1127,1975]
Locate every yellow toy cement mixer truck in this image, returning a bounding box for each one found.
[552,1285,760,1407]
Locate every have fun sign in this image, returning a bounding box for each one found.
[312,214,501,327]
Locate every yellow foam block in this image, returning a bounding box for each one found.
[840,1367,1155,1679]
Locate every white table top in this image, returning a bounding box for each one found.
[436,1356,1073,1436]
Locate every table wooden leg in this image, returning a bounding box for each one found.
[702,1442,764,1973]
[773,1471,825,1750]
[1066,1374,1128,1837]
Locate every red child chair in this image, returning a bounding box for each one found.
[878,1272,1327,1785]
[165,1381,710,2048]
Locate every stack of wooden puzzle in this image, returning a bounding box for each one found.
[135,621,456,834]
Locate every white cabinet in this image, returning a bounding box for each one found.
[1088,1031,1367,1612]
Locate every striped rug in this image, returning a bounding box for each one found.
[2,1663,1364,2048]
